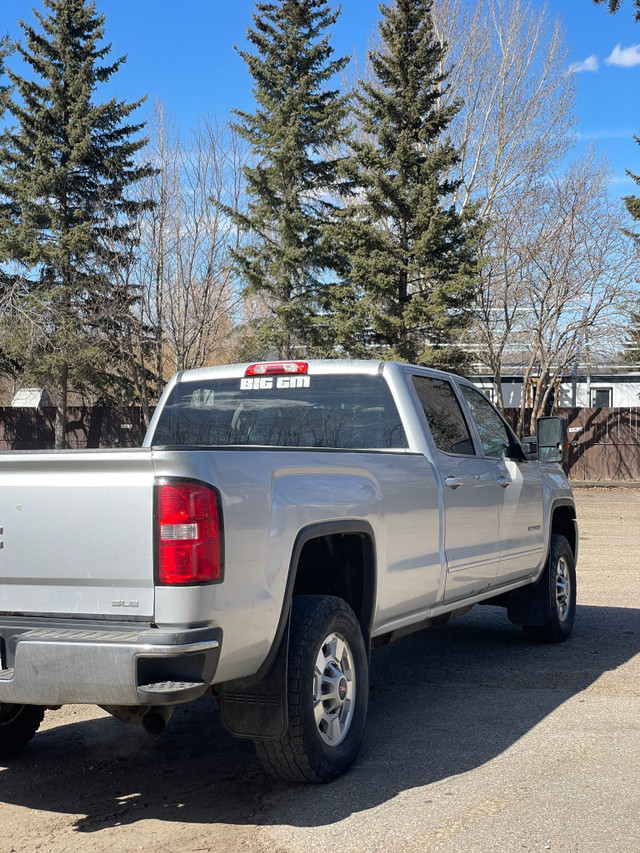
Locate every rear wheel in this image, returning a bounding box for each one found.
[254,595,369,783]
[523,534,576,643]
[0,703,45,759]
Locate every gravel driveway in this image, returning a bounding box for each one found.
[1,488,639,853]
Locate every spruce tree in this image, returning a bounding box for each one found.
[624,301,640,365]
[620,143,640,253]
[0,36,10,147]
[0,0,152,447]
[230,0,351,359]
[342,0,480,366]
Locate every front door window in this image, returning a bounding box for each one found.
[458,385,520,460]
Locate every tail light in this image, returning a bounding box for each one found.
[156,480,223,584]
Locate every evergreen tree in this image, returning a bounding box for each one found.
[0,36,10,147]
[624,300,640,365]
[342,0,480,366]
[230,0,351,359]
[0,0,152,447]
[621,145,640,250]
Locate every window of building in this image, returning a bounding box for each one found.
[590,388,612,407]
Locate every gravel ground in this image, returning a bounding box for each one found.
[1,488,639,853]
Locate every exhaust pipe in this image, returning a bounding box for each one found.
[142,705,175,735]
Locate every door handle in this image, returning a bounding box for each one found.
[444,476,463,489]
[496,476,511,488]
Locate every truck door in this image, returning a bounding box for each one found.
[456,384,546,585]
[411,375,501,602]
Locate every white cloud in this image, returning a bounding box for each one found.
[575,129,635,140]
[605,44,640,67]
[611,175,637,186]
[568,55,599,73]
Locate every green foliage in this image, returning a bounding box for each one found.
[229,0,351,359]
[622,137,640,245]
[623,299,640,365]
[0,35,10,119]
[340,0,481,367]
[0,0,153,438]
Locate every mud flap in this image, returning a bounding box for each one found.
[217,623,289,740]
[506,577,550,626]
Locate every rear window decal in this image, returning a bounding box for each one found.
[240,376,311,391]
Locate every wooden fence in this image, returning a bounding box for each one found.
[502,407,640,481]
[1,405,639,481]
[0,407,150,450]
[557,407,640,482]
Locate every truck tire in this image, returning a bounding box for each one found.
[0,703,45,759]
[523,534,576,644]
[254,595,369,783]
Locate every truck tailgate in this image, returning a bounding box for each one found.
[0,449,156,619]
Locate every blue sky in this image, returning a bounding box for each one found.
[1,0,639,188]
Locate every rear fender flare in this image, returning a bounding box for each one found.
[260,519,377,682]
[216,520,376,741]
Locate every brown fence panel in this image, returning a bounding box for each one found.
[0,407,152,451]
[562,407,640,481]
[0,408,55,450]
[63,407,151,448]
[505,407,640,481]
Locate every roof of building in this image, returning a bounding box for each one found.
[11,388,54,408]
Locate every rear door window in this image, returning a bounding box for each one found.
[412,375,476,456]
[152,374,408,450]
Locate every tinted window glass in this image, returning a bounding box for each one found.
[459,385,519,459]
[412,375,475,455]
[152,374,408,450]
[591,388,611,407]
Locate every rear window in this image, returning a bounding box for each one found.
[151,374,408,450]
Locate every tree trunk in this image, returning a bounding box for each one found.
[54,363,68,450]
[156,253,164,400]
[140,382,152,429]
[131,353,152,429]
[493,366,504,411]
[516,373,529,439]
[531,364,550,426]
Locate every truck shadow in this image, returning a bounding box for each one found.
[1,603,638,833]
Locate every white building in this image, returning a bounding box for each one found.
[470,372,640,409]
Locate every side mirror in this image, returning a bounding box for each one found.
[521,436,538,461]
[536,416,568,464]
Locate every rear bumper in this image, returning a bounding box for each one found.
[0,621,222,706]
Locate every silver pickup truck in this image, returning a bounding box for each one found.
[0,360,577,782]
